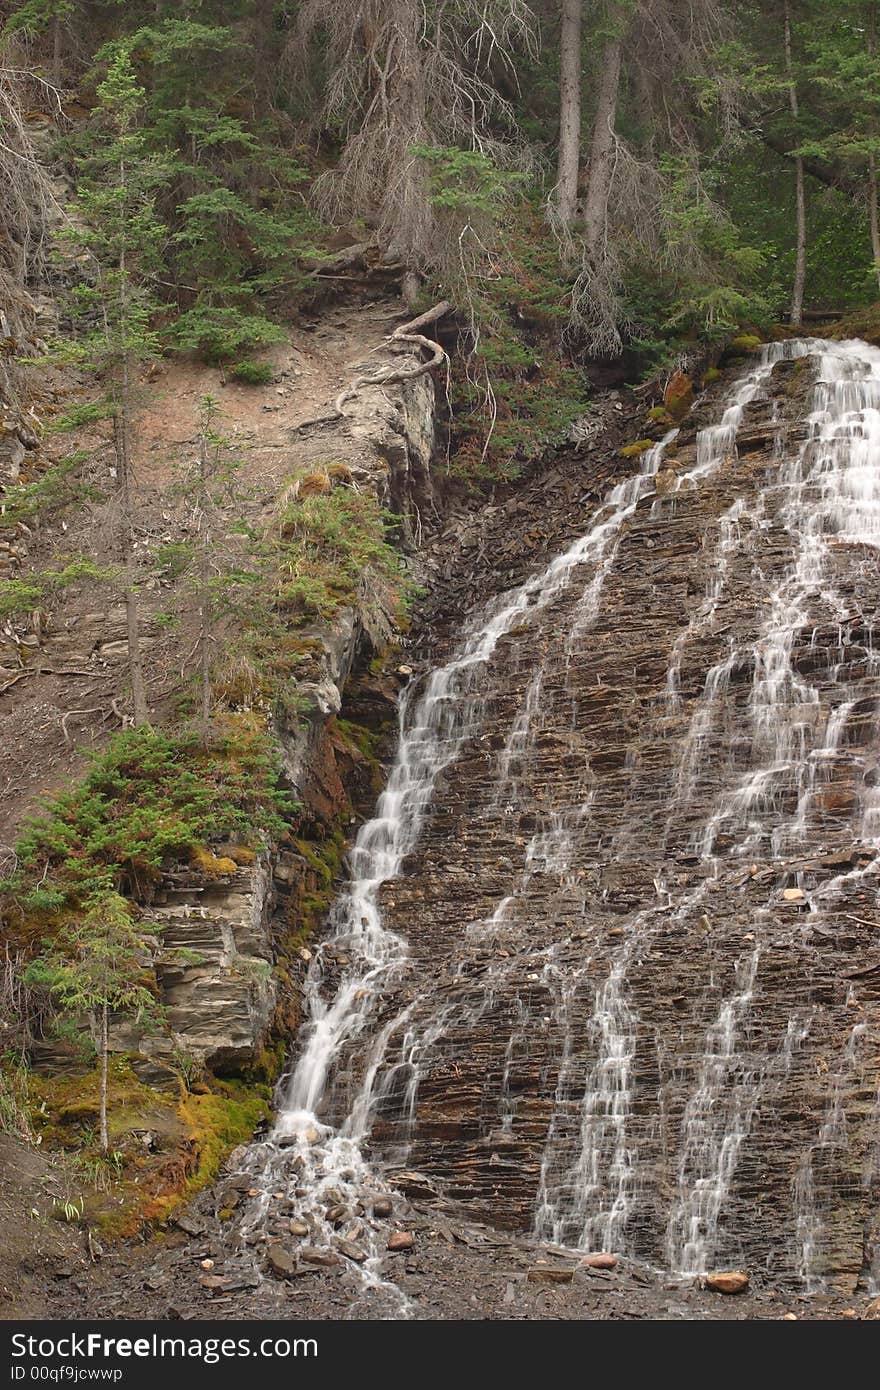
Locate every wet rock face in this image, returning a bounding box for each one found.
[308,346,880,1292]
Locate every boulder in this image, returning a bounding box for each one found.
[705,1271,749,1295]
[386,1231,414,1252]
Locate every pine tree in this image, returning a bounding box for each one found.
[52,46,164,725]
[120,13,318,364]
[26,891,161,1152]
[175,394,245,744]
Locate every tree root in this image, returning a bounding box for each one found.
[61,706,109,746]
[294,301,452,433]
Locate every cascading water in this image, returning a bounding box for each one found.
[240,337,879,1299]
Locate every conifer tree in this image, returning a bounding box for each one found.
[53,46,163,725]
[26,891,161,1152]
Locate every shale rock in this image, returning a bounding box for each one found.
[266,1246,298,1279]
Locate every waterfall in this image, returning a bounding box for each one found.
[241,337,880,1295]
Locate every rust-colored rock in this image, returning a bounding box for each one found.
[386,1232,414,1252]
[705,1272,749,1295]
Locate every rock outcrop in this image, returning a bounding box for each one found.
[125,348,438,1073]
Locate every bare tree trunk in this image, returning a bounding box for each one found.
[868,6,880,291]
[869,157,880,291]
[555,0,583,229]
[116,150,148,728]
[52,16,62,88]
[117,373,148,728]
[784,0,807,326]
[99,1000,109,1154]
[582,1,628,258]
[197,432,212,745]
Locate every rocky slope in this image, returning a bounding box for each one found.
[8,335,880,1323]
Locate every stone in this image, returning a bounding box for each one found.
[299,1248,341,1268]
[580,1252,618,1270]
[862,1297,880,1320]
[705,1271,749,1295]
[371,1196,393,1218]
[289,1220,310,1237]
[336,1239,367,1263]
[199,1259,215,1271]
[386,1231,414,1252]
[527,1264,575,1284]
[199,1275,226,1290]
[782,887,805,901]
[173,1213,208,1237]
[266,1245,297,1280]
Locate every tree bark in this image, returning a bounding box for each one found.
[52,15,62,88]
[116,150,148,728]
[784,0,807,326]
[197,432,211,745]
[99,1000,109,1154]
[582,1,628,259]
[869,157,880,291]
[868,6,880,290]
[555,0,583,228]
[117,376,148,728]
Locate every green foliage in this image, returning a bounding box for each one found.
[440,197,590,481]
[46,46,164,407]
[2,0,73,39]
[273,483,410,622]
[228,358,274,385]
[0,455,99,527]
[171,307,286,363]
[4,725,297,910]
[25,891,161,1042]
[414,143,525,218]
[202,476,413,713]
[105,16,320,360]
[0,558,112,620]
[46,403,116,435]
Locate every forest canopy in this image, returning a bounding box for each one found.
[2,1,879,384]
